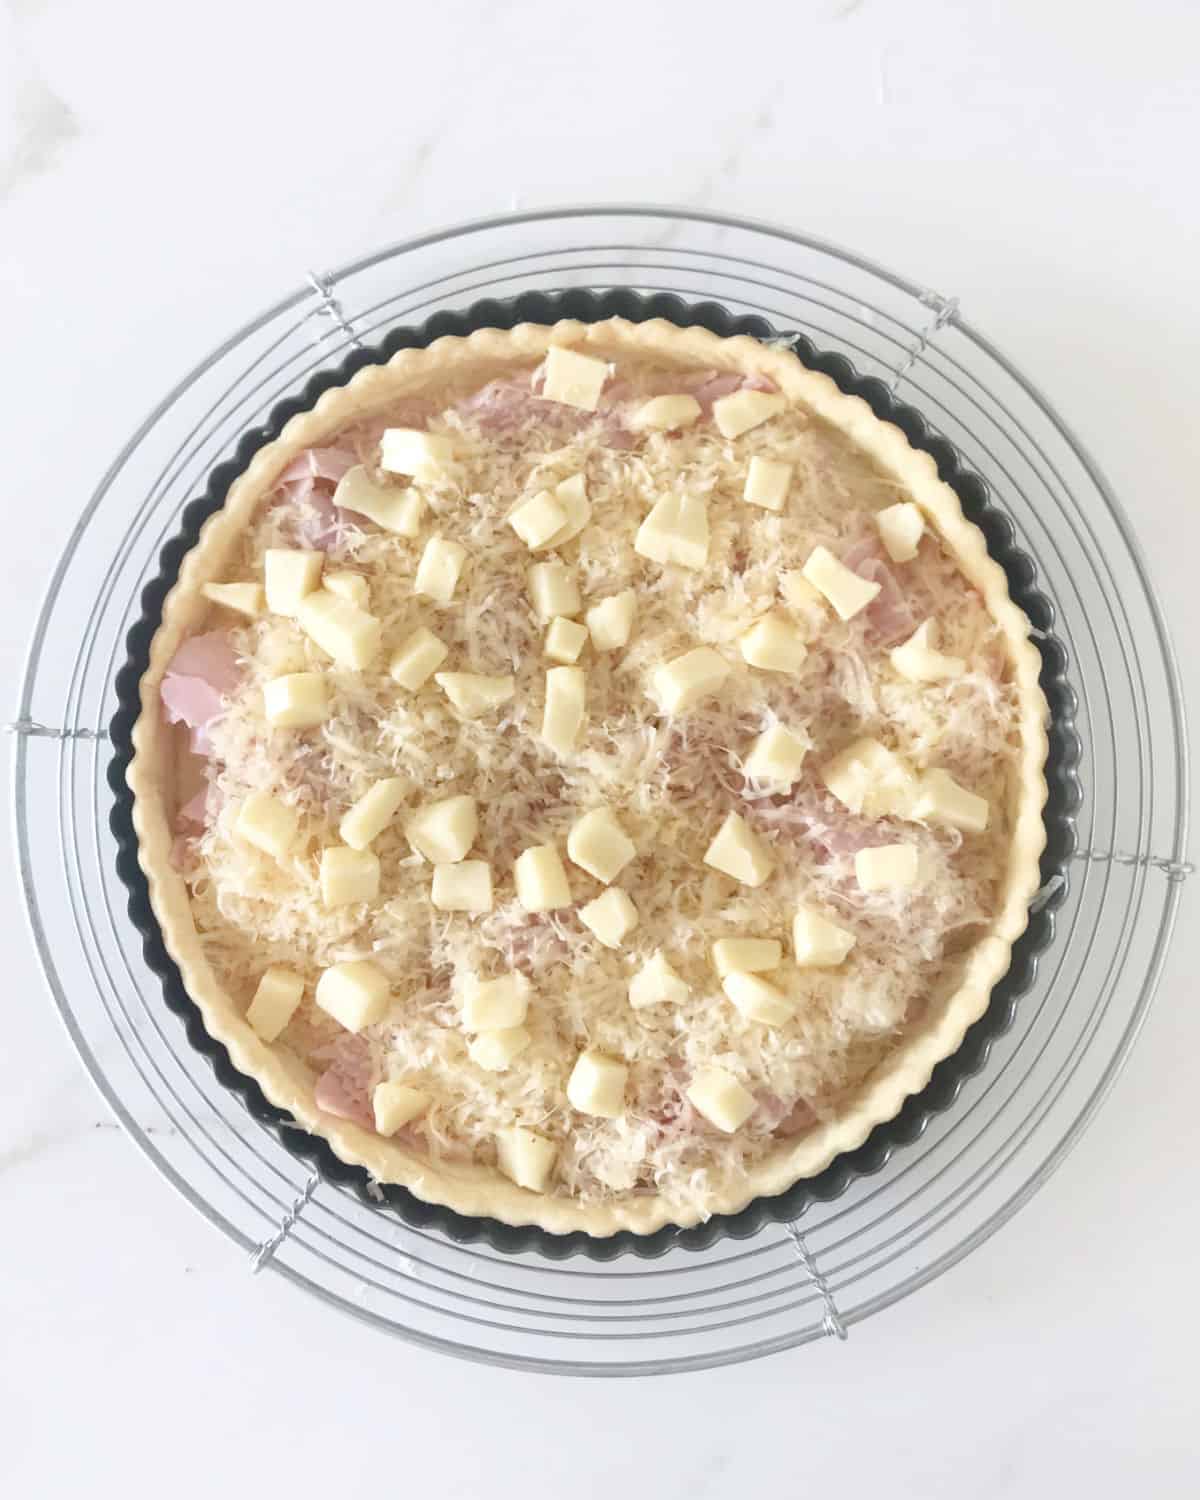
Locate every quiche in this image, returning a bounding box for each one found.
[128,318,1048,1237]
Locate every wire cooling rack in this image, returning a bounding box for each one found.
[11,207,1193,1375]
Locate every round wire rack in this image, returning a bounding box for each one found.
[12,207,1192,1375]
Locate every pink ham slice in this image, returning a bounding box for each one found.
[841,537,917,646]
[161,632,240,754]
[455,376,593,437]
[313,1034,376,1128]
[177,787,210,826]
[686,370,777,414]
[278,447,357,487]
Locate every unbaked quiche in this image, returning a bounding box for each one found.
[128,318,1047,1236]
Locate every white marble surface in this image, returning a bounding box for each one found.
[2,0,1198,1493]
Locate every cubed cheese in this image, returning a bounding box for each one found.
[468,1027,531,1072]
[541,346,608,410]
[801,545,881,621]
[405,795,478,863]
[742,455,793,512]
[651,647,730,713]
[513,844,571,911]
[855,844,921,891]
[414,536,467,605]
[509,489,568,550]
[634,493,709,570]
[545,616,588,663]
[822,737,918,819]
[340,777,408,849]
[203,581,263,617]
[528,561,581,621]
[323,570,369,609]
[631,394,702,430]
[722,971,796,1025]
[566,1050,627,1118]
[890,621,966,682]
[586,589,637,650]
[379,428,456,480]
[579,888,639,949]
[541,666,586,755]
[264,549,323,616]
[743,725,809,787]
[628,951,690,1009]
[780,569,826,619]
[319,846,380,907]
[792,908,857,967]
[712,389,787,438]
[703,811,774,887]
[462,972,531,1030]
[372,1081,429,1135]
[389,627,448,690]
[435,672,515,718]
[263,672,328,730]
[333,465,425,536]
[686,1067,756,1133]
[876,501,925,562]
[234,790,301,861]
[431,859,494,913]
[740,614,808,674]
[712,937,782,977]
[315,960,390,1032]
[297,591,382,669]
[535,473,591,551]
[913,768,990,833]
[496,1126,557,1192]
[245,967,304,1042]
[566,807,636,883]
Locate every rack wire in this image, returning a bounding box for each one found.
[11,207,1192,1375]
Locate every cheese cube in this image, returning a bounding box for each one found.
[579,888,639,949]
[468,1027,531,1072]
[264,549,323,616]
[514,844,571,911]
[541,345,608,411]
[528,561,581,621]
[822,737,918,819]
[379,428,456,480]
[405,795,478,863]
[509,489,568,550]
[801,545,881,621]
[855,844,921,891]
[414,536,467,605]
[545,616,588,664]
[203,581,263,617]
[245,967,304,1042]
[703,811,774,887]
[780,570,826,618]
[743,725,809,787]
[340,777,408,849]
[333,465,425,535]
[628,951,690,1009]
[566,1050,627,1118]
[686,1067,756,1133]
[634,493,710,570]
[743,456,793,512]
[914,768,990,833]
[297,591,382,669]
[319,846,380,907]
[793,908,857,967]
[496,1126,557,1192]
[632,394,702,430]
[541,666,586,755]
[534,473,592,551]
[435,672,515,718]
[876,501,925,562]
[712,938,782,978]
[722,971,796,1026]
[586,589,637,650]
[431,859,494,913]
[740,614,808,674]
[712,389,787,438]
[315,960,390,1032]
[263,672,328,730]
[372,1081,429,1135]
[323,570,369,609]
[462,972,531,1030]
[566,807,636,884]
[235,791,301,861]
[651,647,730,713]
[389,627,448,690]
[890,621,966,682]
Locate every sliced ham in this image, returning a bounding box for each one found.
[841,537,917,646]
[455,376,591,437]
[313,1034,376,1128]
[161,632,240,756]
[177,787,210,826]
[774,1098,817,1138]
[166,632,239,693]
[686,370,776,415]
[278,446,357,487]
